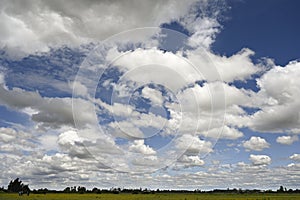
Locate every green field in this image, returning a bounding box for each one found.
[1,193,300,200]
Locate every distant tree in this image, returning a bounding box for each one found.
[92,187,101,194]
[278,186,284,193]
[78,186,86,194]
[71,186,77,193]
[7,178,30,195]
[63,187,71,193]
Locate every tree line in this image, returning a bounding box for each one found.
[1,178,300,195]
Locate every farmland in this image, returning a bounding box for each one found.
[1,193,300,200]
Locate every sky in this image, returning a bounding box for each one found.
[0,0,300,191]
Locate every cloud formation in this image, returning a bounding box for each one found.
[243,137,270,152]
[0,0,300,191]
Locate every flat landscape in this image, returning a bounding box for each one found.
[1,193,300,200]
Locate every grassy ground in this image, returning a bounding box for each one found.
[1,193,300,200]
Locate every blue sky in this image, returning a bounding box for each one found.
[0,0,299,190]
[212,0,300,65]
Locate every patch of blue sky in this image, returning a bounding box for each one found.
[230,78,260,92]
[157,25,189,53]
[115,137,129,146]
[240,106,261,115]
[1,47,86,97]
[212,0,300,66]
[95,66,123,104]
[0,105,32,127]
[45,150,59,156]
[144,134,174,150]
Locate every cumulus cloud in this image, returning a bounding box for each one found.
[0,0,199,57]
[1,0,300,190]
[290,154,300,162]
[0,127,36,155]
[176,155,205,168]
[141,86,164,105]
[243,136,270,151]
[0,84,95,129]
[129,140,156,155]
[202,126,243,140]
[276,135,298,145]
[187,48,262,82]
[249,61,300,133]
[175,134,213,156]
[249,154,271,166]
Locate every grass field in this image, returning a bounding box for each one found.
[1,193,300,200]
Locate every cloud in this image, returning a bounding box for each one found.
[276,135,298,145]
[0,84,95,129]
[141,86,164,105]
[175,134,213,156]
[243,136,270,151]
[1,0,300,190]
[129,140,156,155]
[108,48,202,92]
[202,126,243,140]
[176,155,205,168]
[249,61,300,133]
[0,127,36,155]
[249,154,271,166]
[0,0,199,57]
[187,48,262,82]
[0,73,5,85]
[39,134,59,151]
[290,154,300,162]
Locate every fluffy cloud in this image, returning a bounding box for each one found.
[0,84,95,129]
[176,155,205,168]
[0,127,36,155]
[249,154,271,166]
[243,136,270,151]
[201,126,243,140]
[1,0,300,190]
[141,86,164,105]
[276,135,298,145]
[249,61,300,133]
[187,48,262,82]
[0,0,198,57]
[290,154,300,162]
[129,140,156,155]
[175,134,213,156]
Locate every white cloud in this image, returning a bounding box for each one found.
[129,140,156,155]
[0,127,18,143]
[109,48,201,93]
[249,61,300,133]
[0,127,36,154]
[202,126,243,140]
[39,134,59,151]
[243,136,270,151]
[175,134,213,156]
[0,0,198,57]
[276,135,298,145]
[185,17,220,49]
[0,84,95,129]
[141,86,164,105]
[290,154,300,162]
[2,0,300,190]
[0,73,5,85]
[176,155,205,168]
[187,48,262,82]
[70,81,89,97]
[249,154,271,166]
